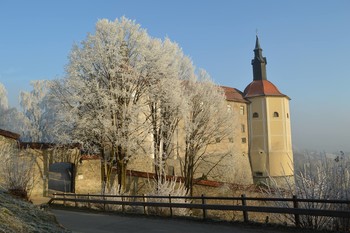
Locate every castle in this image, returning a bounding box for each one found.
[0,36,294,196]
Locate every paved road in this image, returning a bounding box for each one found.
[51,209,304,233]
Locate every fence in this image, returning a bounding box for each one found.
[48,193,350,227]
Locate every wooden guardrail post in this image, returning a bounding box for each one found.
[241,194,249,222]
[143,194,148,215]
[293,195,300,227]
[75,193,78,207]
[103,195,106,211]
[122,196,125,213]
[201,194,207,219]
[87,193,91,208]
[169,194,173,217]
[63,193,66,206]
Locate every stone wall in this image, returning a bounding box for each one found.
[19,146,80,198]
[75,159,102,194]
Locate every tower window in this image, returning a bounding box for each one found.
[253,112,259,118]
[229,137,234,143]
[287,113,289,118]
[168,166,175,176]
[240,106,245,115]
[241,124,245,133]
[273,112,279,117]
[255,172,263,176]
[241,138,247,143]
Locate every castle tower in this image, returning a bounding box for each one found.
[244,36,294,185]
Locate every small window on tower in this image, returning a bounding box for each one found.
[240,106,244,115]
[241,124,245,133]
[287,113,289,118]
[229,137,234,143]
[168,166,175,176]
[273,112,279,117]
[241,138,247,143]
[255,172,263,176]
[253,112,259,118]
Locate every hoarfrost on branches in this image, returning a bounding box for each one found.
[0,82,26,134]
[52,17,187,191]
[181,70,234,195]
[265,152,350,231]
[0,82,8,110]
[145,38,194,179]
[20,80,56,142]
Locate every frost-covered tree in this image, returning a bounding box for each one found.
[20,80,56,142]
[145,38,194,179]
[52,17,167,191]
[0,82,9,129]
[266,152,350,231]
[0,82,8,110]
[0,82,25,134]
[180,70,234,195]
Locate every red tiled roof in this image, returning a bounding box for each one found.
[243,80,288,98]
[80,154,100,160]
[0,129,20,140]
[20,142,80,150]
[126,169,223,187]
[221,86,248,103]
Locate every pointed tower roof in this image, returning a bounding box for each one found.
[244,36,289,99]
[255,35,261,50]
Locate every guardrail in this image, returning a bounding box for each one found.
[49,193,350,227]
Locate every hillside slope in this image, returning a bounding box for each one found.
[0,189,70,233]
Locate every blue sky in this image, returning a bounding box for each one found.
[0,0,349,152]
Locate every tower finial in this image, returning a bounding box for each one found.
[255,35,261,50]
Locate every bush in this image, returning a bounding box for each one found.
[0,145,35,200]
[265,152,350,231]
[146,174,190,216]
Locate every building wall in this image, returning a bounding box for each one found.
[127,99,253,185]
[265,97,293,177]
[247,96,293,183]
[194,101,252,184]
[0,135,18,186]
[0,135,17,148]
[75,159,102,194]
[18,147,81,197]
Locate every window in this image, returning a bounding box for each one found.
[227,105,232,113]
[229,137,234,143]
[241,124,245,133]
[241,137,246,143]
[240,106,244,115]
[168,166,175,176]
[273,112,279,117]
[255,172,263,176]
[253,112,259,118]
[287,113,289,118]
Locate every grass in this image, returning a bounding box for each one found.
[0,189,70,233]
